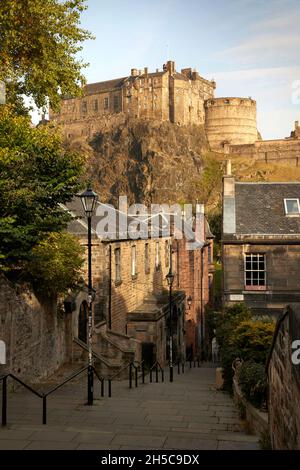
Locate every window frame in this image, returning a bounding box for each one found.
[244,253,266,291]
[155,241,161,271]
[284,198,300,215]
[145,243,150,274]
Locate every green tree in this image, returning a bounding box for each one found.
[0,0,93,112]
[0,106,84,269]
[28,232,84,297]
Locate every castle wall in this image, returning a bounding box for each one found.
[205,97,258,150]
[229,138,300,166]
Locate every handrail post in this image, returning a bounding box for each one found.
[135,367,138,388]
[155,364,158,383]
[142,363,145,384]
[189,358,192,369]
[129,363,132,389]
[101,379,104,397]
[150,368,153,383]
[43,396,47,425]
[182,362,184,374]
[177,361,180,375]
[161,369,164,383]
[108,379,112,398]
[2,376,7,426]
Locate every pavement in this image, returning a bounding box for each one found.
[0,363,260,450]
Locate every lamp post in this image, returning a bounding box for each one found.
[187,295,192,310]
[79,186,98,406]
[166,269,175,383]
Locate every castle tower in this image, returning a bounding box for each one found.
[204,97,258,151]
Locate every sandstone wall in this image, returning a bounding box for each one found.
[268,308,300,449]
[0,275,71,382]
[229,138,300,166]
[205,97,257,150]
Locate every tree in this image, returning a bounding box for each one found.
[28,232,84,297]
[0,0,93,112]
[0,106,84,269]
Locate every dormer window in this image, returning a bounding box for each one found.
[284,198,300,215]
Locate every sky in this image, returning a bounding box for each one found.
[46,0,300,139]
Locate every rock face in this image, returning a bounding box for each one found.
[67,116,211,206]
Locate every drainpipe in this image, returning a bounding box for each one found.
[108,244,112,330]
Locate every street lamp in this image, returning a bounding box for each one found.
[187,295,192,310]
[166,269,175,383]
[79,186,98,405]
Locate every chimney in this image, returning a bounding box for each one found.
[226,159,232,176]
[295,121,299,130]
[156,68,159,73]
[131,68,138,76]
[144,67,148,75]
[223,169,236,235]
[166,60,175,74]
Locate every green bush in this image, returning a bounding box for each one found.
[238,360,267,409]
[216,303,274,391]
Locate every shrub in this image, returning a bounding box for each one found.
[238,360,267,409]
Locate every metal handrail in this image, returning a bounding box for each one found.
[0,365,106,426]
[149,361,164,383]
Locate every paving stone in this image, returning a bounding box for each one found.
[217,440,260,450]
[72,431,115,444]
[164,436,218,450]
[29,430,79,442]
[0,440,29,450]
[25,440,79,450]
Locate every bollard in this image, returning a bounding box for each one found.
[42,396,47,425]
[129,363,133,389]
[135,367,138,388]
[155,364,158,383]
[162,370,164,383]
[177,362,180,375]
[101,379,104,397]
[2,376,7,426]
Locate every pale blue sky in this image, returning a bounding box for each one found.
[42,0,300,139]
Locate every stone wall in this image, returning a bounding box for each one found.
[205,97,257,150]
[267,308,300,449]
[223,243,300,313]
[0,275,71,382]
[229,137,300,166]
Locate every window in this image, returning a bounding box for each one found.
[115,248,121,283]
[104,97,109,110]
[155,242,160,270]
[145,243,150,273]
[244,253,266,290]
[93,99,98,112]
[131,245,137,278]
[81,100,87,114]
[113,95,120,112]
[284,198,300,215]
[165,241,170,267]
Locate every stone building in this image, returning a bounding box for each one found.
[50,60,216,130]
[222,169,300,316]
[172,213,214,359]
[63,199,214,373]
[65,199,186,372]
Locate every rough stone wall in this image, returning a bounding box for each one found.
[268,312,300,449]
[0,275,71,382]
[229,137,300,167]
[205,97,258,150]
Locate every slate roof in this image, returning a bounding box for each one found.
[235,182,300,235]
[84,77,128,95]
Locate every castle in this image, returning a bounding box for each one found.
[50,60,300,164]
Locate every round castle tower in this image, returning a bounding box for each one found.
[204,97,258,151]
